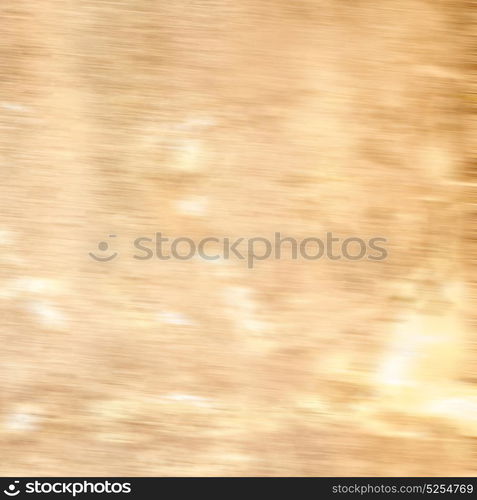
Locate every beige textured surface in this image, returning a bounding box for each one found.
[0,0,475,476]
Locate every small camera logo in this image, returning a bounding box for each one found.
[3,481,20,497]
[89,234,119,262]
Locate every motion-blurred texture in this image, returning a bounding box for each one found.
[0,0,475,476]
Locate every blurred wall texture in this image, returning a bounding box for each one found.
[0,0,475,476]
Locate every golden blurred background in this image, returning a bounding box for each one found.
[0,0,475,476]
